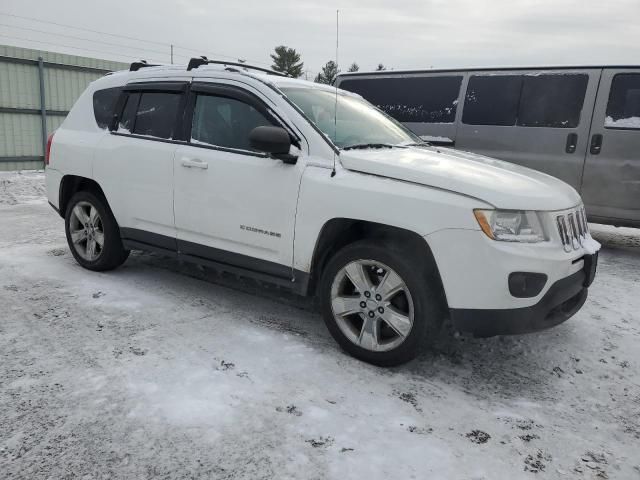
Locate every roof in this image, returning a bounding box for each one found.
[98,63,358,96]
[337,65,640,79]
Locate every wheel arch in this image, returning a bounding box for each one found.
[306,218,448,309]
[58,175,107,217]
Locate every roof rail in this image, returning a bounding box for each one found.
[186,56,288,77]
[129,60,159,72]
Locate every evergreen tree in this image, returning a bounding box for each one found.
[376,63,386,71]
[270,46,304,78]
[347,62,359,72]
[314,60,339,84]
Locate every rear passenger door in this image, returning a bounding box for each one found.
[94,82,187,246]
[580,69,640,225]
[455,70,600,190]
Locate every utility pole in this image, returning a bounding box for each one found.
[37,57,47,167]
[170,44,174,64]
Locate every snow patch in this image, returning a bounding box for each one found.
[605,116,640,128]
[419,135,454,143]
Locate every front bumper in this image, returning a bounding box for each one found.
[450,253,597,337]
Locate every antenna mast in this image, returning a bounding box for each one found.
[331,9,339,177]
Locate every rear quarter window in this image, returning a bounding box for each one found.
[92,87,122,129]
[339,75,462,123]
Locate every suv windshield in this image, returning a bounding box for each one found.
[281,87,421,149]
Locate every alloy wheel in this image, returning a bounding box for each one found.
[330,259,415,352]
[69,201,104,261]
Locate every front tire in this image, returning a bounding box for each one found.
[320,240,443,366]
[65,191,129,271]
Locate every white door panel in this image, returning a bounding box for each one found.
[93,133,177,238]
[174,144,302,267]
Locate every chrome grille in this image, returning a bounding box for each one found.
[556,206,589,252]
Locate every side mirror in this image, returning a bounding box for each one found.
[249,126,297,164]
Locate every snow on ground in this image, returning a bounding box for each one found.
[1,171,639,479]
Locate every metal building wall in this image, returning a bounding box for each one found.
[0,45,127,171]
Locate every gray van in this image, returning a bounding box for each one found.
[336,67,640,228]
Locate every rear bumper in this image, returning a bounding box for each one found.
[450,267,589,337]
[45,167,63,216]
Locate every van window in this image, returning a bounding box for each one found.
[462,75,522,126]
[518,74,588,128]
[463,73,588,128]
[605,73,640,129]
[132,92,182,139]
[339,76,462,123]
[93,87,122,129]
[191,94,274,151]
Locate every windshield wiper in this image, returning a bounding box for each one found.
[342,143,397,151]
[398,141,431,147]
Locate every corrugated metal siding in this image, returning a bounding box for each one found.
[0,62,40,109]
[0,114,62,157]
[43,68,104,111]
[0,44,128,72]
[0,44,127,171]
[0,113,40,156]
[0,161,42,171]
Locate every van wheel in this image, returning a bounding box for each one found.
[64,191,129,271]
[320,240,442,367]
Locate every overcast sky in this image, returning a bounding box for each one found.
[1,0,639,77]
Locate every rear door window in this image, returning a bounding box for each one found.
[605,73,640,129]
[132,92,182,139]
[462,75,522,126]
[517,74,588,128]
[93,87,122,129]
[339,76,462,123]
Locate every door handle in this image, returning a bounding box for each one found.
[590,134,603,155]
[565,133,578,154]
[181,158,208,169]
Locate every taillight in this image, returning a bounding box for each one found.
[45,132,54,166]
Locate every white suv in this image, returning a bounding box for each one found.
[45,58,600,366]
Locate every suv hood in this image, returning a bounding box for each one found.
[339,146,581,211]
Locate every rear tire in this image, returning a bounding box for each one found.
[64,190,129,271]
[319,239,443,367]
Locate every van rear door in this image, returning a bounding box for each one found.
[580,68,640,226]
[454,69,600,191]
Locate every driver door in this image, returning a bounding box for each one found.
[173,82,305,279]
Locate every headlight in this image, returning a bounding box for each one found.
[474,209,547,243]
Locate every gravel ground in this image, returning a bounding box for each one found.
[1,171,639,480]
